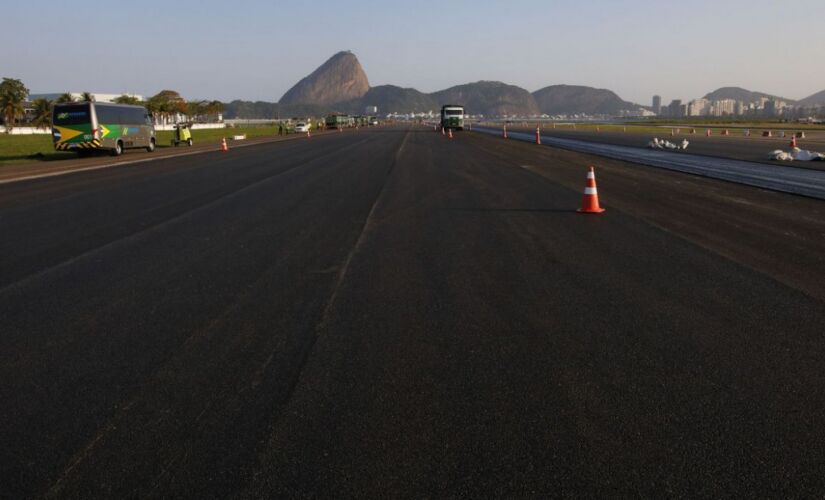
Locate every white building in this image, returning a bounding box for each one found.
[687,98,709,116]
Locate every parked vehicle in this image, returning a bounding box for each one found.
[325,114,350,129]
[52,102,155,156]
[171,123,193,146]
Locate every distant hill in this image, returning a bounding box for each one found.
[799,89,825,107]
[532,85,640,115]
[279,51,370,106]
[430,81,539,117]
[223,100,330,119]
[703,87,795,104]
[352,85,438,114]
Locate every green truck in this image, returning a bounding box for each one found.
[325,114,351,129]
[440,105,465,130]
[52,101,156,156]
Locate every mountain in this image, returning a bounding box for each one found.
[223,100,330,119]
[430,81,539,117]
[353,85,438,114]
[532,85,640,115]
[703,87,795,104]
[798,90,825,107]
[279,51,370,106]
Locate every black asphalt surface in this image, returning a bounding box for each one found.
[503,124,825,169]
[2,126,825,497]
[474,126,825,200]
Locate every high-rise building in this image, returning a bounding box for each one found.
[652,95,662,115]
[710,99,737,116]
[687,98,709,116]
[668,99,683,118]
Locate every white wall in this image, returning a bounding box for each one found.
[153,123,226,131]
[0,126,51,135]
[1,124,226,134]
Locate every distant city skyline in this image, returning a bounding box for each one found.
[4,0,825,104]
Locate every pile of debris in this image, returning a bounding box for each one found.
[647,137,689,151]
[768,148,825,162]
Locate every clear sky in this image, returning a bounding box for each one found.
[4,0,824,104]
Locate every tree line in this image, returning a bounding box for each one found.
[0,77,225,133]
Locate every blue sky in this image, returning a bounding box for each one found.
[4,0,824,104]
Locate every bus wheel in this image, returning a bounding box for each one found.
[112,141,123,156]
[146,138,156,153]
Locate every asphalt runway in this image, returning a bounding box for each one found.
[2,126,825,497]
[502,124,825,169]
[474,126,825,200]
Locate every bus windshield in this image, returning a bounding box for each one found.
[53,104,92,125]
[445,109,463,116]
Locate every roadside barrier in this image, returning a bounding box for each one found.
[577,166,605,214]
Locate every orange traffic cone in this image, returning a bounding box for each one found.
[706,129,711,137]
[577,166,605,214]
[220,137,228,152]
[535,127,541,144]
[441,127,446,136]
[448,128,453,140]
[596,125,600,132]
[791,136,798,148]
[307,130,311,138]
[503,125,508,139]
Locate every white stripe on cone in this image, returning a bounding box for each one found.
[584,187,598,195]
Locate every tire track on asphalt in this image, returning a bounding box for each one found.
[0,136,373,297]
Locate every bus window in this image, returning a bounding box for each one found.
[53,104,91,125]
[95,105,117,125]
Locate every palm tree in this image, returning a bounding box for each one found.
[113,94,141,105]
[56,92,75,103]
[81,92,94,102]
[32,98,52,130]
[0,77,29,133]
[206,100,224,123]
